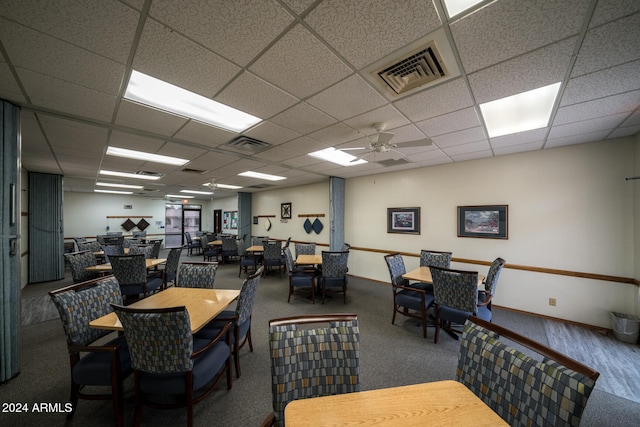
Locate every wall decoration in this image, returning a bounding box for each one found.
[387,207,420,235]
[121,218,136,231]
[312,218,323,234]
[223,211,238,230]
[253,216,259,225]
[136,218,150,231]
[281,202,292,219]
[457,205,508,239]
[264,217,272,231]
[303,218,313,234]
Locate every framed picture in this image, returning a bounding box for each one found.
[281,202,292,219]
[457,205,508,239]
[387,207,420,234]
[253,216,259,225]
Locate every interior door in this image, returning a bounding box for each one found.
[214,209,222,234]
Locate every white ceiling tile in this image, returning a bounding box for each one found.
[451,0,589,73]
[416,107,480,137]
[442,140,491,157]
[307,75,388,120]
[450,150,493,163]
[555,91,640,125]
[250,25,352,99]
[216,72,299,120]
[0,59,25,103]
[494,141,545,156]
[149,0,294,66]
[39,116,108,151]
[468,38,575,104]
[548,114,628,139]
[108,131,165,153]
[270,102,337,135]
[133,19,240,97]
[395,78,474,122]
[115,101,190,136]
[562,61,640,106]
[243,121,301,146]
[173,121,237,148]
[158,142,207,161]
[307,123,361,146]
[620,110,640,127]
[432,127,486,148]
[490,128,548,149]
[343,105,411,135]
[545,130,613,148]
[589,0,640,27]
[608,125,640,139]
[252,144,308,162]
[305,0,441,69]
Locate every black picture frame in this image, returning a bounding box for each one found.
[457,205,508,239]
[253,216,259,225]
[281,202,292,219]
[387,207,420,235]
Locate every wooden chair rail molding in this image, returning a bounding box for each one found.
[106,215,152,218]
[298,214,325,218]
[349,245,638,287]
[256,215,276,218]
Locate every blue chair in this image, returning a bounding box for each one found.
[429,266,491,343]
[111,304,233,427]
[478,257,506,311]
[262,240,285,277]
[384,253,434,339]
[109,254,163,301]
[176,262,218,289]
[221,236,239,264]
[413,250,453,292]
[283,247,316,303]
[184,232,200,256]
[320,251,349,304]
[202,234,220,262]
[64,250,100,283]
[237,239,257,277]
[101,244,124,263]
[294,242,315,257]
[49,276,132,427]
[128,244,153,259]
[196,266,264,378]
[148,247,182,289]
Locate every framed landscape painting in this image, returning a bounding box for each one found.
[387,207,420,235]
[457,205,508,239]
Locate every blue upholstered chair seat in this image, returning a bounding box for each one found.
[195,311,250,344]
[395,289,434,310]
[138,340,230,395]
[290,273,315,287]
[119,276,163,297]
[72,334,132,386]
[323,276,348,289]
[439,305,492,325]
[410,281,433,292]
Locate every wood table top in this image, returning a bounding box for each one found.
[295,254,322,265]
[85,258,166,272]
[207,240,222,246]
[403,266,484,287]
[284,380,507,426]
[246,245,264,252]
[94,248,130,255]
[89,287,240,333]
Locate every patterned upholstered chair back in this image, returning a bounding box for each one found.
[384,253,409,288]
[176,262,218,288]
[419,250,452,268]
[457,317,598,427]
[50,276,123,346]
[252,236,269,246]
[294,242,315,257]
[64,250,99,283]
[112,305,193,373]
[164,247,183,283]
[321,251,349,278]
[78,240,101,252]
[150,240,162,259]
[262,241,282,261]
[109,254,147,286]
[128,244,153,259]
[341,242,351,251]
[283,247,295,273]
[268,314,360,427]
[429,267,478,314]
[235,266,263,324]
[102,244,124,263]
[484,257,505,294]
[221,236,238,252]
[282,236,291,249]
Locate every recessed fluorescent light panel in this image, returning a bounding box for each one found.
[100,170,162,180]
[443,0,485,17]
[167,194,193,199]
[308,147,367,166]
[480,82,561,138]
[238,171,286,181]
[106,146,189,166]
[125,70,262,133]
[96,182,144,189]
[180,190,214,195]
[94,189,133,195]
[203,183,243,190]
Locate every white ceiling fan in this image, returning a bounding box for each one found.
[341,122,432,163]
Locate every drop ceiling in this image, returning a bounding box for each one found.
[1,0,638,198]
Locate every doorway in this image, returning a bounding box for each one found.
[165,204,202,248]
[213,209,222,234]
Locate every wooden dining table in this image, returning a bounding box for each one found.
[85,258,167,273]
[295,254,322,266]
[89,287,240,334]
[284,380,507,426]
[403,266,485,287]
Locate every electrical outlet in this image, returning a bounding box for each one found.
[549,298,557,306]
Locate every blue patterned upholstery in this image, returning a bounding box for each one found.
[163,247,183,286]
[196,266,263,377]
[419,250,452,268]
[128,244,153,258]
[429,266,490,343]
[263,240,285,277]
[176,262,217,288]
[479,257,506,310]
[237,238,257,277]
[202,234,220,262]
[294,242,315,257]
[149,240,162,259]
[78,240,101,252]
[457,318,598,427]
[184,231,200,255]
[267,315,360,427]
[111,304,233,426]
[64,250,100,283]
[109,254,162,298]
[221,236,239,263]
[384,253,434,338]
[101,244,124,263]
[284,247,316,303]
[320,251,349,304]
[49,276,131,426]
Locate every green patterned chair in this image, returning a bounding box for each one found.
[64,250,100,283]
[111,304,232,427]
[457,316,599,427]
[263,314,360,427]
[49,276,132,427]
[176,262,218,288]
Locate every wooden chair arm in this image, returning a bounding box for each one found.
[477,290,493,307]
[260,413,275,427]
[394,284,428,294]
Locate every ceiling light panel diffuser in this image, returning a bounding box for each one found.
[106,146,189,166]
[308,147,367,166]
[125,70,262,133]
[238,171,286,181]
[99,170,162,180]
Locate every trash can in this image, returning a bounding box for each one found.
[610,311,640,344]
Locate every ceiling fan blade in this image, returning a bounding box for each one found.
[394,138,433,148]
[349,150,374,163]
[338,147,367,151]
[377,132,394,145]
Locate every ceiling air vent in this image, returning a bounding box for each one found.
[375,41,448,96]
[225,136,271,152]
[181,168,208,174]
[376,158,412,168]
[247,184,275,189]
[135,170,165,178]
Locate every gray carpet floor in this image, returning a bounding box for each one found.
[3,249,640,426]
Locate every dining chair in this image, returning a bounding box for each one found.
[78,240,102,252]
[184,232,200,256]
[261,313,360,427]
[414,250,453,292]
[283,247,316,303]
[237,239,257,277]
[294,242,316,257]
[429,266,491,343]
[101,244,124,263]
[109,254,163,301]
[110,304,233,427]
[221,236,239,264]
[457,316,599,427]
[262,240,285,277]
[202,234,220,262]
[49,276,132,427]
[176,262,218,289]
[478,257,506,311]
[64,250,100,283]
[252,236,269,246]
[195,266,264,378]
[384,253,434,338]
[320,251,349,304]
[341,242,351,251]
[148,246,182,289]
[128,244,153,259]
[149,240,162,259]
